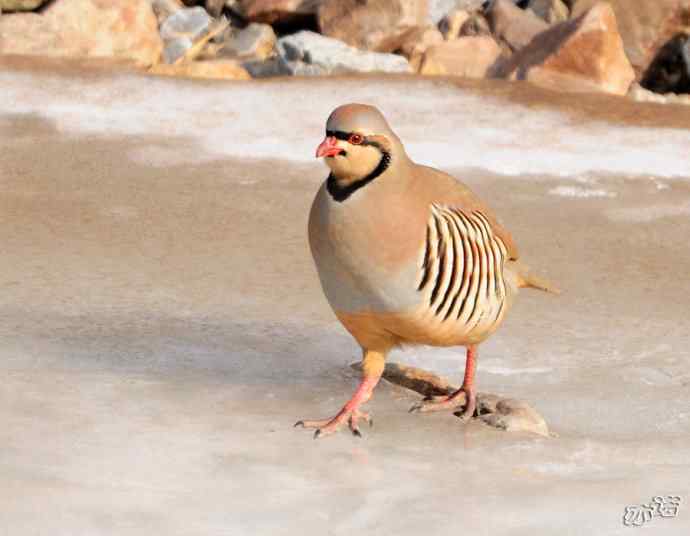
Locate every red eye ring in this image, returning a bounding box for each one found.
[348,133,364,145]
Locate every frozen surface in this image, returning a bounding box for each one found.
[1,61,690,535]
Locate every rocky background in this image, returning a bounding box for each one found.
[1,0,690,102]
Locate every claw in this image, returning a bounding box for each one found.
[294,420,304,428]
[313,429,321,440]
[352,428,362,438]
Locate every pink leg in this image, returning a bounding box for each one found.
[295,349,384,439]
[409,345,478,420]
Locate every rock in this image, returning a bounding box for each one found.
[160,6,212,41]
[459,11,491,37]
[429,0,459,24]
[439,8,471,40]
[628,83,690,105]
[151,0,184,24]
[205,0,225,17]
[159,6,214,63]
[0,0,47,10]
[570,0,690,80]
[485,0,549,52]
[0,0,162,67]
[528,0,569,24]
[495,2,635,95]
[235,0,323,25]
[242,57,284,77]
[477,395,550,437]
[396,25,444,69]
[419,35,502,77]
[351,361,550,437]
[274,30,412,76]
[640,33,690,95]
[220,22,276,61]
[317,0,429,53]
[149,59,251,79]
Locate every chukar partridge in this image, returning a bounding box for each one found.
[296,104,557,438]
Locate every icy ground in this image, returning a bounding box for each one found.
[1,60,689,535]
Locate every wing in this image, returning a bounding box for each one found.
[411,164,519,261]
[415,204,509,327]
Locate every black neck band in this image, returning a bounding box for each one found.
[326,150,391,203]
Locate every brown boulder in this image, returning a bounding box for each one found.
[419,36,502,78]
[0,0,48,10]
[486,0,549,52]
[0,0,162,66]
[495,2,635,95]
[571,0,690,79]
[317,0,428,52]
[396,25,444,70]
[236,0,324,25]
[149,59,251,79]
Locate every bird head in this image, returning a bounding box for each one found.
[316,104,403,201]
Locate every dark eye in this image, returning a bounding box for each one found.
[348,133,364,145]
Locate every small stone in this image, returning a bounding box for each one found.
[419,36,502,77]
[528,0,569,24]
[160,6,212,42]
[478,397,550,437]
[149,59,251,79]
[220,22,276,61]
[485,0,549,51]
[276,30,412,76]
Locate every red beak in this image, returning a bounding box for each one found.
[316,136,344,158]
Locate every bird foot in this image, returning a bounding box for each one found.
[295,408,373,439]
[409,386,476,421]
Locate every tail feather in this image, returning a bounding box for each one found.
[512,261,561,295]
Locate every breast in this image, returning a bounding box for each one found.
[308,182,425,316]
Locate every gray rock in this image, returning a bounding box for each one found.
[275,31,411,76]
[221,22,276,61]
[160,6,212,42]
[162,37,193,64]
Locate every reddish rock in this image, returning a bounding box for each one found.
[419,36,502,78]
[317,0,428,53]
[236,0,324,24]
[571,0,690,79]
[0,0,162,66]
[486,0,549,52]
[495,2,635,95]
